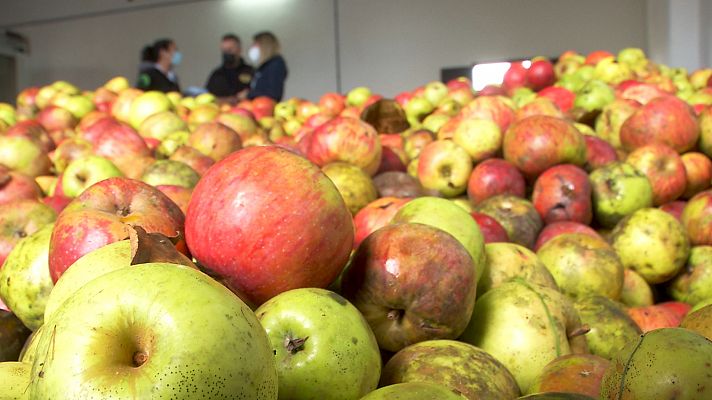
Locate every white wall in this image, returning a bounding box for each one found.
[3,0,650,101]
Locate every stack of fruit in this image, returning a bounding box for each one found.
[0,47,711,399]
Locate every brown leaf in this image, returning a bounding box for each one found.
[128,226,196,269]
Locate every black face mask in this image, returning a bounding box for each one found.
[222,52,237,66]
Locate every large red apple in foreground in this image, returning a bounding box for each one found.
[185,146,354,306]
[48,177,185,282]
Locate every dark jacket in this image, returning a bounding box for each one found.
[205,58,254,97]
[248,55,287,101]
[136,66,180,93]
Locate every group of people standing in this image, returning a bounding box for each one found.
[136,31,288,102]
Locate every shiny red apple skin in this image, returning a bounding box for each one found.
[305,117,382,176]
[626,143,687,206]
[340,223,477,352]
[353,197,410,249]
[470,212,509,243]
[538,86,575,114]
[319,92,346,117]
[0,167,41,205]
[527,59,555,90]
[42,195,73,215]
[185,146,354,306]
[583,135,619,172]
[5,119,55,153]
[620,95,699,153]
[659,200,687,221]
[467,159,526,205]
[681,152,712,199]
[533,221,601,251]
[48,177,185,282]
[503,62,529,94]
[532,164,592,225]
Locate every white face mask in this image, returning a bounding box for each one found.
[248,46,261,64]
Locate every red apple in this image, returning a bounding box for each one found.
[681,152,712,199]
[583,135,619,172]
[617,81,669,105]
[467,158,526,204]
[185,146,354,306]
[538,86,575,114]
[620,95,699,153]
[477,85,506,97]
[42,195,73,215]
[460,95,515,132]
[48,177,185,282]
[515,97,564,120]
[5,119,55,153]
[156,184,192,215]
[470,212,509,243]
[533,221,601,251]
[377,146,408,174]
[352,197,410,249]
[585,50,615,65]
[527,59,555,90]
[188,121,242,162]
[627,304,683,333]
[169,146,216,176]
[532,164,592,225]
[36,105,78,133]
[304,117,382,176]
[626,143,687,206]
[0,199,57,266]
[659,200,687,221]
[319,92,346,117]
[503,62,529,94]
[657,301,692,321]
[502,115,587,180]
[0,166,41,205]
[251,96,276,120]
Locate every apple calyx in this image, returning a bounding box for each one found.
[284,334,309,354]
[387,309,404,322]
[132,350,149,367]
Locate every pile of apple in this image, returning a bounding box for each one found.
[1,47,712,399]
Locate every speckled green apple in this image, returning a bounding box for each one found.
[359,382,465,399]
[322,162,378,215]
[573,295,641,360]
[140,159,200,189]
[589,162,653,228]
[0,361,31,399]
[474,195,543,249]
[619,269,654,307]
[417,140,473,197]
[669,246,712,304]
[477,242,557,297]
[527,353,610,398]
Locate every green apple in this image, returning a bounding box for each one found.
[589,162,653,228]
[380,340,520,399]
[574,80,615,112]
[511,87,537,108]
[156,130,190,159]
[195,92,216,105]
[452,118,502,163]
[593,58,633,85]
[360,382,465,399]
[274,101,297,121]
[478,242,558,297]
[0,136,51,178]
[53,94,95,119]
[450,197,473,213]
[346,86,372,107]
[620,269,654,307]
[392,196,485,281]
[140,160,200,189]
[421,113,450,133]
[573,295,641,360]
[690,68,712,90]
[0,361,31,400]
[30,263,278,398]
[322,162,378,215]
[610,207,690,284]
[0,224,54,331]
[128,90,172,129]
[669,246,712,304]
[255,288,380,399]
[416,140,472,197]
[104,76,130,93]
[61,155,124,198]
[404,97,434,128]
[0,102,16,126]
[460,279,588,393]
[138,111,187,141]
[423,81,448,106]
[617,47,647,69]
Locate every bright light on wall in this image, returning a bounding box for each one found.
[471,60,531,91]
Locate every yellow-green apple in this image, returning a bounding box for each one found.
[340,223,477,352]
[600,328,712,399]
[423,81,448,106]
[680,304,712,340]
[593,58,633,85]
[185,146,353,306]
[620,95,699,153]
[511,87,537,108]
[156,130,190,158]
[466,158,526,204]
[620,268,654,307]
[589,162,653,228]
[537,233,623,300]
[669,246,712,305]
[216,113,259,143]
[690,68,712,89]
[0,361,32,398]
[61,155,124,197]
[359,382,464,399]
[103,76,129,93]
[110,87,142,124]
[626,143,686,205]
[322,161,378,215]
[0,166,41,205]
[0,103,15,126]
[417,140,472,197]
[187,121,242,162]
[421,113,450,134]
[403,129,434,160]
[169,145,215,176]
[128,90,172,129]
[0,199,56,266]
[699,107,712,157]
[681,189,712,245]
[0,136,51,178]
[503,115,587,180]
[346,86,372,108]
[470,212,509,243]
[391,196,486,275]
[53,94,95,120]
[533,221,601,251]
[574,295,642,361]
[256,288,381,399]
[304,117,382,176]
[48,177,185,282]
[137,110,186,141]
[611,207,690,284]
[573,80,615,112]
[141,160,199,189]
[380,340,520,399]
[474,195,543,249]
[29,263,278,399]
[352,197,409,249]
[527,354,609,398]
[460,95,515,132]
[459,280,588,393]
[0,223,54,330]
[582,135,618,172]
[532,164,592,224]
[594,98,640,150]
[477,242,557,297]
[452,118,502,162]
[681,152,712,198]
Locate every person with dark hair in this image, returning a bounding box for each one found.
[205,33,254,103]
[245,31,288,101]
[136,38,181,93]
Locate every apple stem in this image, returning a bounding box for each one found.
[568,324,591,338]
[285,336,308,354]
[132,350,148,367]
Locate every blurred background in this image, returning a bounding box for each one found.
[0,0,709,101]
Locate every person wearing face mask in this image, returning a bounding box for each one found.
[205,34,254,104]
[245,31,288,102]
[136,38,182,93]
